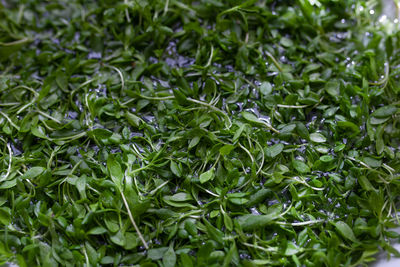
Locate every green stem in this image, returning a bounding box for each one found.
[264,51,283,72]
[120,190,149,250]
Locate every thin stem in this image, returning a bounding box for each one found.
[125,94,233,129]
[369,62,389,87]
[276,219,325,226]
[82,245,90,267]
[0,37,31,46]
[120,190,149,249]
[163,0,169,15]
[137,95,174,101]
[277,104,309,109]
[0,144,12,183]
[264,51,283,72]
[104,65,125,90]
[238,142,255,165]
[243,242,278,253]
[0,102,20,106]
[16,101,35,114]
[52,131,87,142]
[258,117,280,134]
[254,140,264,175]
[0,111,20,131]
[204,45,214,68]
[187,97,232,128]
[37,110,62,124]
[148,180,169,196]
[12,85,39,97]
[124,0,131,22]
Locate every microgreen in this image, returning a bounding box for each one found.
[1,0,400,266]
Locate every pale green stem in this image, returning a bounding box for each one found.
[120,190,149,249]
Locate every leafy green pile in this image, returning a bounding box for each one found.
[1,0,400,266]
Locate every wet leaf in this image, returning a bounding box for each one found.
[241,112,261,124]
[1,1,399,266]
[310,132,327,143]
[199,168,215,184]
[260,82,272,95]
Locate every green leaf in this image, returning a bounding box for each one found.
[334,143,346,152]
[376,126,384,154]
[125,111,141,127]
[31,125,48,139]
[362,157,381,168]
[220,144,235,156]
[265,143,284,158]
[223,212,233,231]
[163,246,176,267]
[370,116,389,125]
[88,128,113,139]
[334,221,358,242]
[148,247,168,260]
[296,122,310,139]
[180,254,194,267]
[184,220,198,236]
[173,89,188,105]
[170,161,182,177]
[320,155,333,163]
[310,132,326,143]
[56,71,68,91]
[88,227,107,235]
[85,242,99,265]
[203,219,223,244]
[371,105,397,118]
[285,241,301,256]
[237,213,278,231]
[204,78,217,93]
[197,241,214,265]
[245,188,271,207]
[292,160,310,173]
[107,155,123,189]
[242,111,260,124]
[21,167,45,179]
[228,197,248,205]
[188,135,201,149]
[358,176,375,191]
[0,207,11,225]
[325,80,340,96]
[223,242,239,267]
[337,121,360,136]
[110,230,126,246]
[199,168,215,184]
[169,192,192,202]
[260,82,272,95]
[280,37,293,47]
[1,1,398,266]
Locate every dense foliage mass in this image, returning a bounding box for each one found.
[1,0,400,266]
